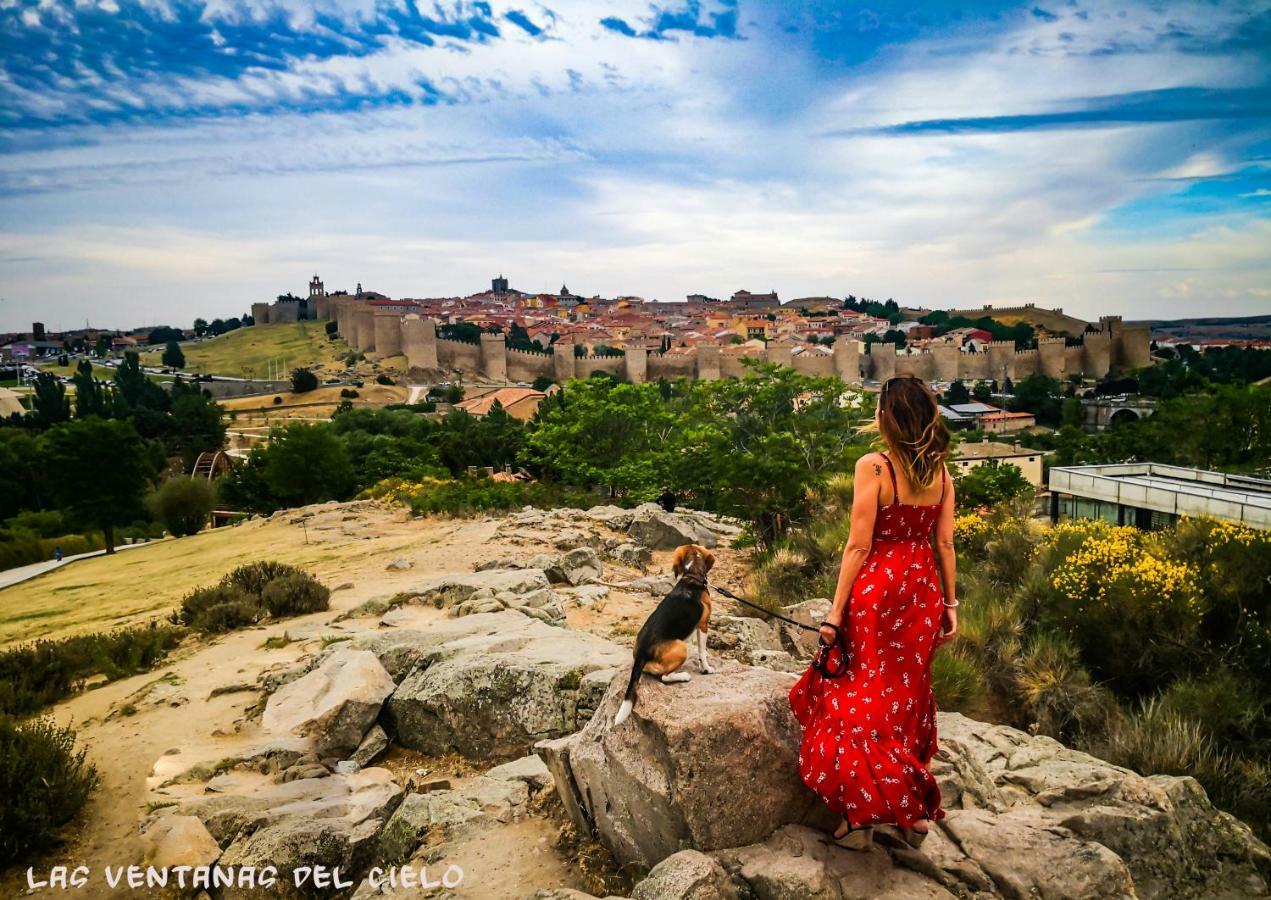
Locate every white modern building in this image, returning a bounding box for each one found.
[1048,463,1271,530]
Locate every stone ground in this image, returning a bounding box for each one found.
[1,500,751,898]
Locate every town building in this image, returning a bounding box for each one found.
[1049,463,1271,530]
[952,441,1046,487]
[454,386,550,421]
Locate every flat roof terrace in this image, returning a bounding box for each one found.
[1049,463,1271,529]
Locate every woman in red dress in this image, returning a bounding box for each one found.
[790,375,959,851]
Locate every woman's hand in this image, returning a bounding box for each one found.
[820,608,844,645]
[937,605,958,645]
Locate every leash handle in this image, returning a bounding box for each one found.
[814,621,850,679]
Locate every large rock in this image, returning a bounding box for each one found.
[559,547,603,585]
[140,815,222,870]
[157,768,402,888]
[262,649,395,755]
[379,611,627,758]
[540,663,1271,899]
[631,850,738,900]
[414,569,551,607]
[537,662,830,869]
[626,503,719,550]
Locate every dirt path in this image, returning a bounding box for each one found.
[4,502,750,898]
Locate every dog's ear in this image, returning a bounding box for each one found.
[701,547,716,573]
[671,544,688,577]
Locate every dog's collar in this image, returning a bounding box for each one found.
[678,573,709,589]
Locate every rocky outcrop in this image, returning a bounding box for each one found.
[262,649,395,755]
[151,768,402,888]
[626,503,719,550]
[541,662,1271,900]
[414,568,551,607]
[372,611,627,758]
[537,662,831,869]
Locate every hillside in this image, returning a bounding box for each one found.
[139,321,349,379]
[2,501,1265,899]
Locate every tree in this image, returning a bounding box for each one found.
[93,337,110,357]
[30,372,69,428]
[674,366,870,544]
[971,380,992,403]
[532,375,555,392]
[149,477,216,537]
[169,380,227,469]
[261,424,355,507]
[193,318,209,337]
[41,418,158,553]
[1010,374,1064,426]
[291,368,319,393]
[72,360,109,419]
[161,341,185,369]
[1061,396,1083,428]
[523,378,679,499]
[943,380,971,406]
[954,463,1033,511]
[147,326,184,345]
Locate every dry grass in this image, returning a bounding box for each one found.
[0,505,432,649]
[139,322,348,380]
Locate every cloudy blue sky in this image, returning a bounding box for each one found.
[1,0,1269,331]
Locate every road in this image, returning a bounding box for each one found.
[0,541,156,592]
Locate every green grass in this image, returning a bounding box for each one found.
[36,362,174,384]
[140,322,348,379]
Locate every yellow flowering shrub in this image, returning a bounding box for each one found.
[954,513,989,550]
[1040,519,1204,693]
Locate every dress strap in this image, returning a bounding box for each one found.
[939,467,947,503]
[881,453,900,506]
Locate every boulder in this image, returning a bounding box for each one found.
[380,611,627,758]
[162,768,402,884]
[559,547,603,585]
[141,815,222,870]
[385,558,414,572]
[713,825,955,900]
[706,614,782,659]
[610,542,652,569]
[262,649,395,755]
[486,754,554,792]
[585,505,636,530]
[631,850,738,900]
[349,724,389,768]
[777,598,833,659]
[540,664,1271,899]
[536,661,830,869]
[414,569,551,607]
[627,504,718,550]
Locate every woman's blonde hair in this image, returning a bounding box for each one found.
[876,375,950,490]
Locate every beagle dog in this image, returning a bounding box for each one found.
[613,543,715,726]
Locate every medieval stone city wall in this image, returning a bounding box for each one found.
[272,300,1149,386]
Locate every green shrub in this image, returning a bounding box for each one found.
[341,388,360,399]
[376,374,395,386]
[191,599,262,633]
[178,584,261,633]
[931,645,986,714]
[0,625,185,717]
[261,573,330,617]
[291,368,319,392]
[177,562,328,634]
[746,547,814,615]
[0,718,98,866]
[148,477,216,537]
[222,560,302,596]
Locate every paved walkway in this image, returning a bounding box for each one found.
[0,541,155,592]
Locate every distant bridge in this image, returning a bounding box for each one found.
[1081,396,1157,433]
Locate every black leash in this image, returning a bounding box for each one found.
[710,584,850,679]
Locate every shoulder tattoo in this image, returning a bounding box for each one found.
[873,463,882,476]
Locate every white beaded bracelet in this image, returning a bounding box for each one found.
[943,599,960,608]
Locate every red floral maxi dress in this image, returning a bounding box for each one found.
[790,455,946,829]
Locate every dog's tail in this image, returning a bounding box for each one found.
[613,647,646,726]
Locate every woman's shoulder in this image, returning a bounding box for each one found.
[855,451,888,477]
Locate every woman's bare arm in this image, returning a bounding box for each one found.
[933,466,958,642]
[821,454,881,642]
